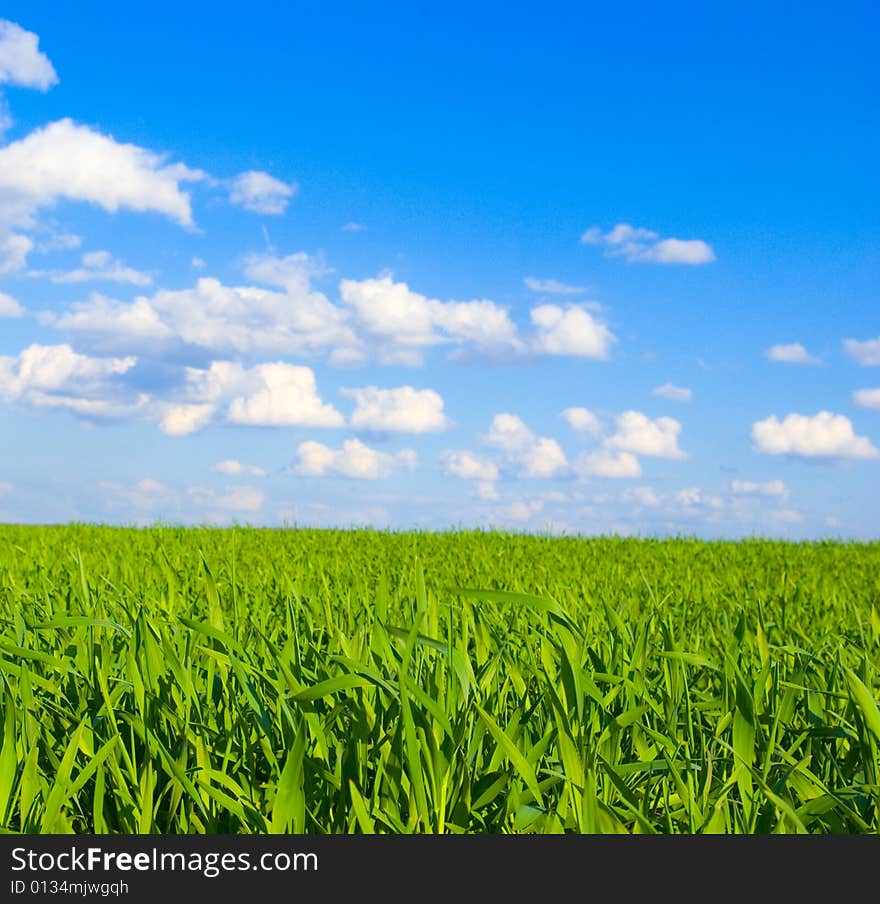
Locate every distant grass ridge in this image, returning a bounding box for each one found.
[0,525,878,833]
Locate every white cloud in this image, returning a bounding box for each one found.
[0,342,146,420]
[581,222,715,265]
[524,276,586,295]
[622,486,660,507]
[751,411,879,460]
[581,223,655,247]
[675,488,724,509]
[638,239,716,264]
[652,383,692,402]
[157,360,342,435]
[0,118,205,228]
[53,293,176,347]
[484,413,537,452]
[0,290,23,317]
[765,343,821,365]
[51,265,617,369]
[730,479,789,498]
[853,388,880,409]
[159,403,215,437]
[441,450,499,481]
[32,249,152,285]
[519,438,567,478]
[0,480,12,495]
[187,485,265,513]
[0,342,134,396]
[191,256,206,269]
[339,275,520,362]
[574,449,641,479]
[530,304,614,359]
[228,170,297,215]
[0,20,58,90]
[292,439,416,479]
[604,411,686,459]
[483,412,567,478]
[341,221,366,232]
[343,385,450,433]
[561,406,602,435]
[210,459,266,477]
[339,276,443,347]
[224,363,344,428]
[844,337,880,366]
[53,269,354,358]
[0,232,32,272]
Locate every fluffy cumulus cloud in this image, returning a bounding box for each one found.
[524,276,586,295]
[530,304,614,359]
[343,385,451,433]
[210,459,266,477]
[844,337,880,366]
[339,275,520,363]
[853,388,880,409]
[483,413,567,478]
[0,19,58,90]
[159,403,215,437]
[53,267,355,358]
[0,343,133,394]
[731,480,788,498]
[751,411,879,460]
[31,250,152,285]
[603,411,686,459]
[765,343,821,365]
[227,363,343,428]
[163,360,343,433]
[441,450,499,481]
[0,290,22,317]
[0,118,205,229]
[228,170,297,215]
[652,383,692,402]
[0,342,146,419]
[518,438,568,478]
[291,439,416,479]
[338,276,615,364]
[156,360,342,436]
[0,19,57,134]
[483,412,537,452]
[581,223,715,265]
[574,449,641,479]
[561,407,602,435]
[47,262,618,368]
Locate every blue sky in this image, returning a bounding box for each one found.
[0,3,877,537]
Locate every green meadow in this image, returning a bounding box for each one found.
[1,525,878,833]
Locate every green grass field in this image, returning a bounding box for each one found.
[1,525,879,834]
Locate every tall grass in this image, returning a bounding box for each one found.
[1,525,878,833]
